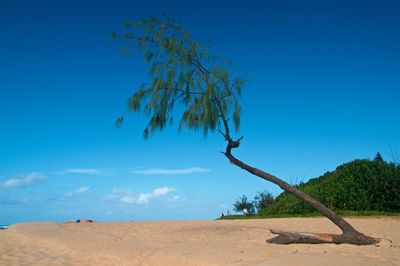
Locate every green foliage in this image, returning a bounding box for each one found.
[220,211,399,220]
[233,195,255,215]
[272,154,400,213]
[253,191,274,213]
[114,15,243,138]
[374,152,384,162]
[114,116,124,128]
[235,154,400,215]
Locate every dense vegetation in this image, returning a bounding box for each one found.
[231,153,400,217]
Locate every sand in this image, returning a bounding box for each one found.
[0,217,399,265]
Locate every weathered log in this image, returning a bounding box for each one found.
[267,229,379,245]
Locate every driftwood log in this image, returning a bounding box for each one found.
[267,229,379,245]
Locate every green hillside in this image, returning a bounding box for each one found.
[263,153,400,215]
[232,153,400,217]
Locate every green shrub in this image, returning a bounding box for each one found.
[238,153,400,215]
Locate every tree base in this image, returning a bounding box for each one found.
[267,229,379,245]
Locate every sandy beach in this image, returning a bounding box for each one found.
[0,217,399,265]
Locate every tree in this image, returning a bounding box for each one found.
[253,191,274,213]
[374,152,384,162]
[114,16,377,245]
[234,195,255,215]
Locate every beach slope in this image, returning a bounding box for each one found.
[0,217,399,265]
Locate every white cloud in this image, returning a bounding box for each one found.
[64,186,90,197]
[153,187,175,196]
[121,195,137,204]
[76,186,90,193]
[0,172,46,189]
[169,195,186,202]
[108,187,175,205]
[132,167,209,175]
[57,168,103,175]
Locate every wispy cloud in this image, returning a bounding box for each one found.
[168,195,186,202]
[64,186,90,197]
[108,187,175,205]
[56,168,103,175]
[0,172,46,189]
[132,167,209,175]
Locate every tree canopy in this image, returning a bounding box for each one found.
[233,195,255,215]
[114,16,244,138]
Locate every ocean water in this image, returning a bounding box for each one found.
[0,225,9,230]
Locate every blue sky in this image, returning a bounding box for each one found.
[1,0,399,224]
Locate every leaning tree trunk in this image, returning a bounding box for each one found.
[223,138,378,245]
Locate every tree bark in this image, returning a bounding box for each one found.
[267,229,337,244]
[223,141,378,245]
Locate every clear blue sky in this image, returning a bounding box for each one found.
[1,0,399,224]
